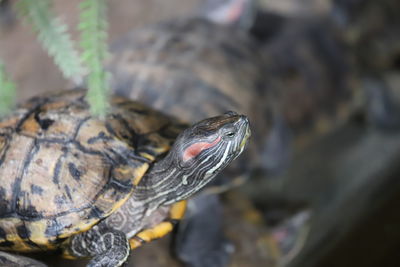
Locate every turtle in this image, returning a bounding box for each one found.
[104,3,289,266]
[109,5,400,168]
[105,9,305,267]
[0,89,250,267]
[107,16,279,179]
[105,6,399,265]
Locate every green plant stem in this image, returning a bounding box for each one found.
[0,62,16,117]
[79,0,110,117]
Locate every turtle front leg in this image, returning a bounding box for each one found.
[0,251,47,267]
[62,224,130,267]
[129,200,187,250]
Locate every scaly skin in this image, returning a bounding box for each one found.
[0,90,250,266]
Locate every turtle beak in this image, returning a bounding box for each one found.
[238,115,251,150]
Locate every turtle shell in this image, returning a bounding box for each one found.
[107,18,265,125]
[0,89,184,252]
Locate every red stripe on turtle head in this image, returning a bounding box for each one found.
[183,136,222,162]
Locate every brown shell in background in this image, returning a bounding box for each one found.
[107,18,264,123]
[0,89,181,251]
[106,18,272,173]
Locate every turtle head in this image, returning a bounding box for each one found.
[166,111,251,202]
[135,111,250,206]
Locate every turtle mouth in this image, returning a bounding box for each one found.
[237,115,251,150]
[228,115,250,163]
[243,122,251,147]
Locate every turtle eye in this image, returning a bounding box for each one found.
[224,131,236,138]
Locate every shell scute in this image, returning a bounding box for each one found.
[0,90,181,251]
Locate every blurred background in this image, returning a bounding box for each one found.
[1,0,400,266]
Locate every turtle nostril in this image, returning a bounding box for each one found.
[238,115,249,124]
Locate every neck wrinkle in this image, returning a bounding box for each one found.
[133,155,180,207]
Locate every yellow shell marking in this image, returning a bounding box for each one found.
[0,89,185,254]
